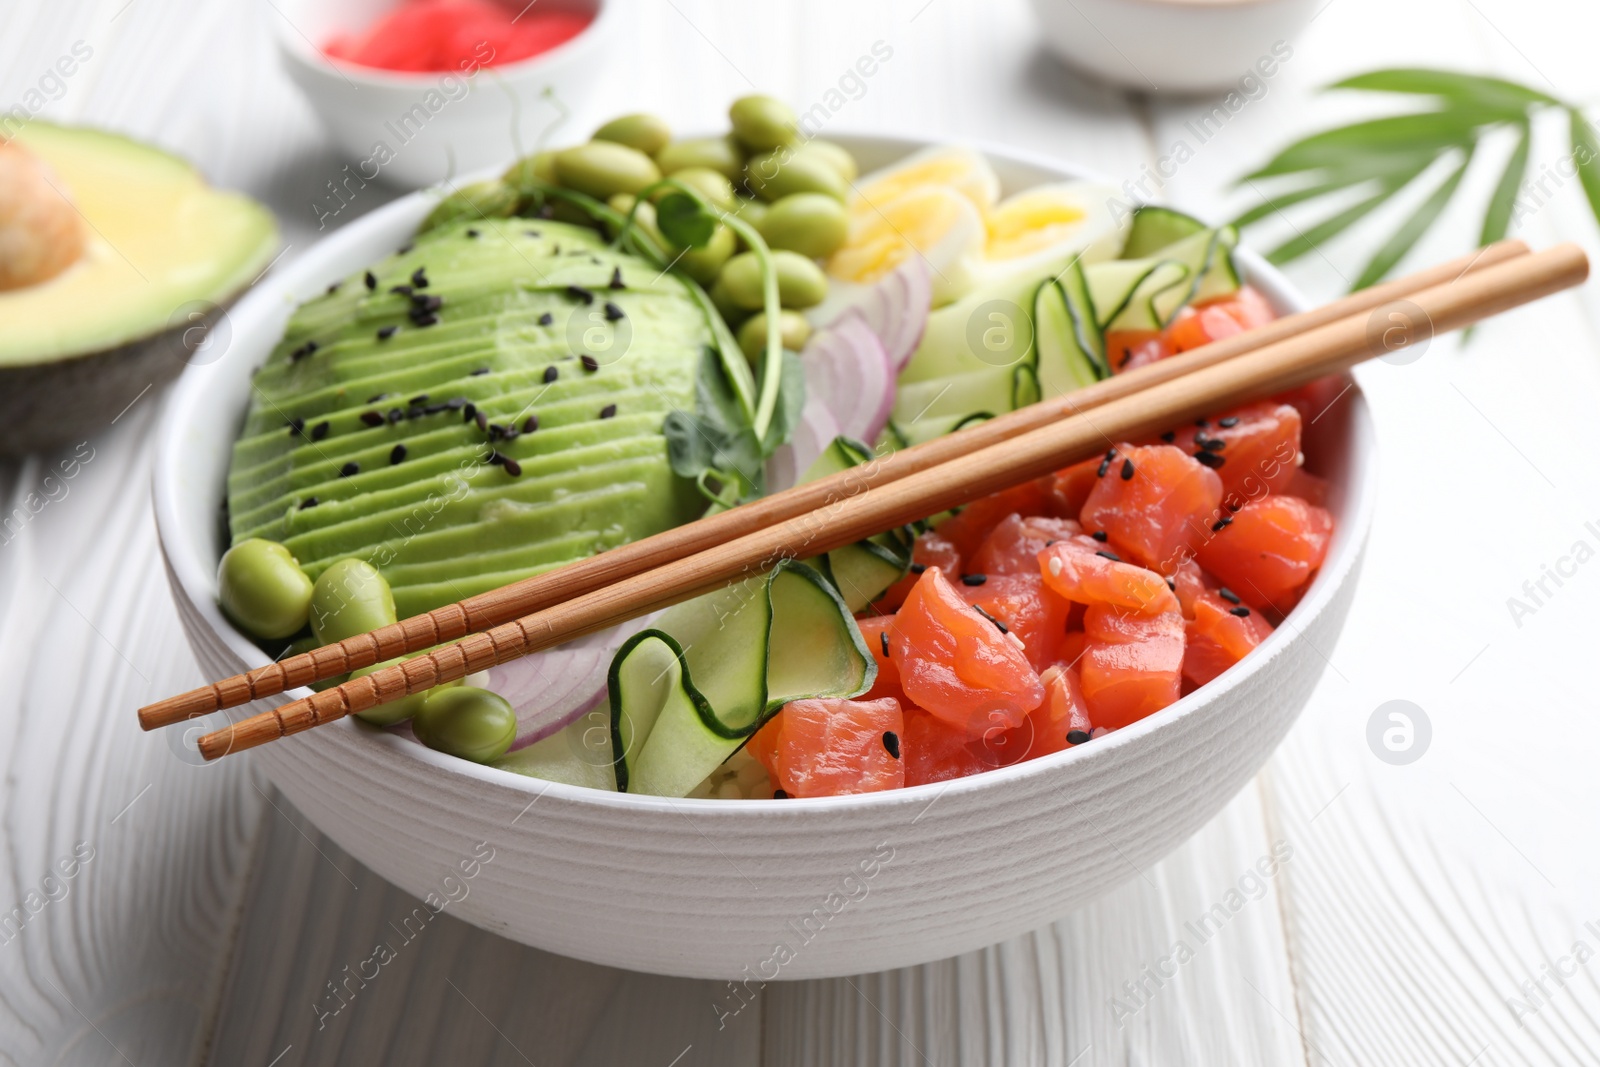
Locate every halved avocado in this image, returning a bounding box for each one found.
[0,123,277,454]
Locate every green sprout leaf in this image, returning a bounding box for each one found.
[657,192,717,249]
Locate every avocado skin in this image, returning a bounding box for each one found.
[225,217,714,616]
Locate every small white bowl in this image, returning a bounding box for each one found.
[1028,0,1317,94]
[153,135,1375,980]
[272,0,618,189]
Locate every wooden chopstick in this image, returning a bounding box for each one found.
[193,242,1587,761]
[139,239,1530,731]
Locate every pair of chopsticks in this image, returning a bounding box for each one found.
[141,238,1585,760]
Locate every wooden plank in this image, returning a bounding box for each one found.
[203,796,763,1067]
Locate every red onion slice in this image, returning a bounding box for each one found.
[801,311,894,447]
[766,392,841,492]
[849,257,933,374]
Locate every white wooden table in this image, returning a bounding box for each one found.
[4,0,1599,1063]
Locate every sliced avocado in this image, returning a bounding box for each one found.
[225,217,712,617]
[0,123,277,454]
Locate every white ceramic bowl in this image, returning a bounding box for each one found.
[153,135,1374,980]
[272,0,619,188]
[1028,0,1317,94]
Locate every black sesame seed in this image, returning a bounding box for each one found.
[909,563,926,574]
[410,312,438,328]
[1161,431,1176,443]
[409,394,429,406]
[773,789,789,800]
[1067,729,1092,745]
[360,411,384,427]
[290,341,317,362]
[488,423,505,441]
[390,444,407,465]
[391,285,413,297]
[1096,550,1121,562]
[364,271,377,291]
[566,284,594,305]
[339,461,360,478]
[1219,587,1242,605]
[1218,416,1240,428]
[411,268,428,288]
[412,293,443,313]
[446,397,467,410]
[484,450,505,467]
[376,325,398,341]
[475,412,489,433]
[609,267,625,290]
[1195,451,1226,469]
[525,229,541,237]
[287,417,305,436]
[522,415,539,433]
[1212,516,1233,532]
[470,367,490,376]
[503,456,522,477]
[311,421,330,441]
[327,281,342,294]
[462,403,476,422]
[973,604,1007,633]
[580,354,599,373]
[961,573,987,586]
[1121,458,1135,481]
[387,408,404,425]
[1166,576,1177,591]
[599,404,617,419]
[423,403,447,416]
[1195,418,1209,428]
[397,242,414,255]
[880,630,890,657]
[465,228,479,238]
[604,302,625,322]
[543,365,558,384]
[882,731,901,759]
[367,393,390,403]
[537,312,554,326]
[1097,458,1111,478]
[299,496,318,509]
[1230,605,1252,618]
[1090,530,1108,542]
[1197,436,1226,452]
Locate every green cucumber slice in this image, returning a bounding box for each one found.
[1086,259,1191,332]
[1121,205,1208,259]
[1032,266,1109,399]
[798,437,911,612]
[892,365,1018,425]
[611,560,872,796]
[493,707,618,791]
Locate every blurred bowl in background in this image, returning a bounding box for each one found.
[271,0,618,188]
[1028,0,1317,94]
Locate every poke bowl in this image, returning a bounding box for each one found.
[153,121,1375,980]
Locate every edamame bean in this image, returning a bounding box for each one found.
[412,686,517,763]
[656,136,745,181]
[756,193,850,258]
[309,558,397,645]
[718,250,830,310]
[419,180,518,233]
[217,539,313,640]
[729,94,799,151]
[798,139,859,182]
[736,310,812,361]
[709,277,747,324]
[653,166,734,211]
[744,149,847,202]
[593,112,672,155]
[350,656,463,726]
[553,141,661,199]
[501,151,557,193]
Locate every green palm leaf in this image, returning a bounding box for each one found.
[1352,148,1474,290]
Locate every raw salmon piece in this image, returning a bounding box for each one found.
[1047,457,1102,519]
[873,529,961,612]
[1164,287,1276,353]
[959,570,1071,672]
[1166,401,1302,503]
[1183,590,1274,687]
[969,513,1082,576]
[747,697,905,797]
[1039,535,1178,615]
[854,615,907,703]
[1078,602,1185,729]
[902,707,1007,786]
[1104,329,1170,373]
[933,478,1051,558]
[890,567,1043,734]
[1079,443,1224,573]
[1196,495,1333,613]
